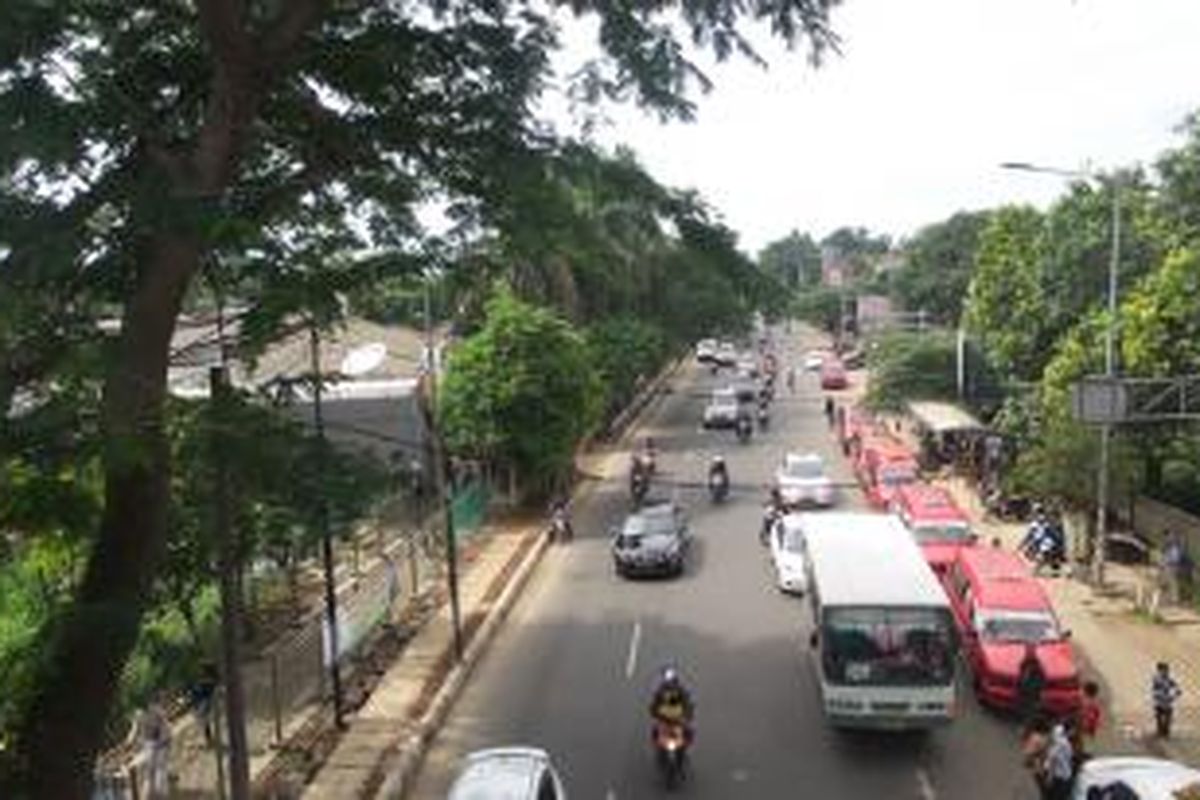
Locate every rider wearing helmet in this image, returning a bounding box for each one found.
[708,455,728,483]
[650,666,695,742]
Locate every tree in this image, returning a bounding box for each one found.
[758,230,822,289]
[820,226,891,282]
[963,206,1049,380]
[440,289,602,497]
[892,211,991,324]
[0,1,841,793]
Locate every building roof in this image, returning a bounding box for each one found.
[801,512,949,610]
[907,401,985,435]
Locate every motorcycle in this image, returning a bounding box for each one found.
[550,509,573,543]
[708,470,729,503]
[736,416,752,444]
[653,720,690,790]
[757,405,769,430]
[631,469,649,505]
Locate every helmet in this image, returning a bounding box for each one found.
[711,455,724,465]
[660,666,680,686]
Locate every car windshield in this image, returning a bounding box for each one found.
[913,524,973,545]
[822,607,955,687]
[975,609,1060,643]
[879,466,916,486]
[779,526,806,553]
[785,458,823,479]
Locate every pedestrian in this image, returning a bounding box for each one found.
[187,663,218,745]
[129,699,172,799]
[1162,530,1184,604]
[1021,714,1052,799]
[1076,680,1102,752]
[786,366,796,394]
[1042,720,1076,800]
[824,396,835,426]
[1016,643,1046,723]
[1151,661,1182,738]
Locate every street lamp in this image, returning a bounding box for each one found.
[1000,161,1121,586]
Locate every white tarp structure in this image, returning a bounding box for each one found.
[907,400,985,435]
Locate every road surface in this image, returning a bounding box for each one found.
[409,327,1033,800]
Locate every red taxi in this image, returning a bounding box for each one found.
[943,547,1080,714]
[855,440,919,509]
[820,359,849,390]
[891,484,975,574]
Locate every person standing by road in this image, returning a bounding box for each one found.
[1151,661,1182,739]
[1162,531,1185,604]
[129,699,172,799]
[1075,680,1102,755]
[1017,643,1046,723]
[1042,720,1076,800]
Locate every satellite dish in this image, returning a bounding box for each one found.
[340,342,387,377]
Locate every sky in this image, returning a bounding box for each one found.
[548,0,1200,253]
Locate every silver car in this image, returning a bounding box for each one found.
[703,387,741,429]
[447,747,567,800]
[774,453,835,508]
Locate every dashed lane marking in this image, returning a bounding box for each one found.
[625,620,642,680]
[917,767,937,800]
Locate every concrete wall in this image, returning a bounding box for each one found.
[1133,496,1200,555]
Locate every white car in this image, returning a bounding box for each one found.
[695,338,717,363]
[736,355,759,377]
[713,342,738,367]
[1071,757,1200,799]
[770,513,809,594]
[448,747,568,800]
[802,350,825,372]
[703,388,741,428]
[774,453,835,508]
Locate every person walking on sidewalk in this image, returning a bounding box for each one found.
[1075,680,1102,754]
[1162,531,1185,605]
[1017,643,1047,723]
[1151,661,1182,739]
[128,699,172,799]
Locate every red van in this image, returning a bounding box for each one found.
[855,440,919,509]
[820,359,849,390]
[891,484,975,574]
[943,548,1080,714]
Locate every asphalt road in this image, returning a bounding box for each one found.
[409,327,1035,800]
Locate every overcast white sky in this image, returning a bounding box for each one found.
[550,0,1200,253]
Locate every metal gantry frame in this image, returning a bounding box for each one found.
[1074,375,1200,423]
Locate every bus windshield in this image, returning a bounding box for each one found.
[822,607,954,687]
[912,524,973,545]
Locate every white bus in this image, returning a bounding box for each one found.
[801,512,957,729]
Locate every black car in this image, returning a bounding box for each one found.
[612,502,690,578]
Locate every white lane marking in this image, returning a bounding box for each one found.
[916,768,937,800]
[625,620,642,680]
[605,790,617,800]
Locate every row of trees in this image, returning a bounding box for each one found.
[0,0,837,793]
[768,113,1200,521]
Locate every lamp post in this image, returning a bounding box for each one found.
[1001,161,1121,586]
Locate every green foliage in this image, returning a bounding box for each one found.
[821,226,891,282]
[963,206,1049,380]
[1122,247,1200,375]
[758,230,822,289]
[864,331,961,411]
[893,211,990,324]
[793,287,844,333]
[441,289,602,495]
[585,317,671,418]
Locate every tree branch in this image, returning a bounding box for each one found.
[261,0,327,71]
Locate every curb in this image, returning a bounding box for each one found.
[371,354,687,798]
[374,528,551,799]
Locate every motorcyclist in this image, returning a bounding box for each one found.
[631,461,649,503]
[1019,506,1049,559]
[761,487,784,544]
[550,498,573,542]
[736,407,753,441]
[633,436,657,474]
[708,455,729,499]
[649,666,695,743]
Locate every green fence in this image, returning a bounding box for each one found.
[451,480,489,541]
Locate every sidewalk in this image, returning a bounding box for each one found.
[879,406,1200,764]
[299,522,546,799]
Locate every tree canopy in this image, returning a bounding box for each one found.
[0,0,843,793]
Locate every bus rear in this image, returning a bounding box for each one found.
[802,513,957,729]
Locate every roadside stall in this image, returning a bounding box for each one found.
[905,401,988,478]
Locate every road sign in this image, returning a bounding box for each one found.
[1072,377,1128,424]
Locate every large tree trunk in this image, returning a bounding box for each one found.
[9,234,200,799]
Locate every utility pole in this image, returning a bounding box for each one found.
[210,366,250,799]
[310,326,346,729]
[1094,182,1122,586]
[422,278,464,661]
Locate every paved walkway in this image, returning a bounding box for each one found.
[302,524,541,798]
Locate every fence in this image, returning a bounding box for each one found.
[94,506,446,799]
